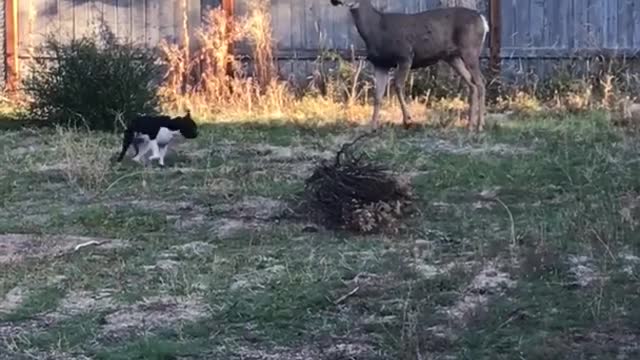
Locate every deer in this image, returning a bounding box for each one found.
[330,0,489,132]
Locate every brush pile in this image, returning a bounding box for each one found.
[304,133,415,233]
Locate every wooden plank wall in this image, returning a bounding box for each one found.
[264,0,640,57]
[264,0,640,81]
[13,0,640,79]
[16,0,203,58]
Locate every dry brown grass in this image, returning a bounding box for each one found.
[155,1,474,127]
[154,0,639,128]
[54,126,113,195]
[157,2,296,122]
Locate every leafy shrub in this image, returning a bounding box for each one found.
[23,24,161,131]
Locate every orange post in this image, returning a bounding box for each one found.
[5,0,19,91]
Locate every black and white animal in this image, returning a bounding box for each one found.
[330,0,489,131]
[116,111,198,167]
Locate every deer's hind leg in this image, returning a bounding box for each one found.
[462,53,486,131]
[447,56,479,131]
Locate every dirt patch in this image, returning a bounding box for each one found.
[107,199,209,231]
[145,242,216,272]
[0,234,128,264]
[0,318,50,347]
[55,290,117,318]
[116,199,204,214]
[0,351,92,360]
[567,255,606,287]
[167,196,289,231]
[234,340,375,360]
[571,327,640,359]
[207,196,290,220]
[144,259,181,273]
[230,264,286,291]
[230,196,290,220]
[0,287,26,315]
[171,241,216,258]
[205,196,289,239]
[417,137,534,156]
[7,143,45,157]
[210,218,267,239]
[1,288,117,347]
[443,262,515,322]
[252,144,333,163]
[620,250,640,275]
[100,295,209,337]
[36,163,71,173]
[171,214,207,231]
[620,192,640,229]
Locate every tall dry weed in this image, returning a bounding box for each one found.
[155,0,640,125]
[243,0,276,88]
[54,126,112,195]
[158,1,294,120]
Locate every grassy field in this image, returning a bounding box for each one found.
[1,113,640,359]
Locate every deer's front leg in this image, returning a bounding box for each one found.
[371,67,390,130]
[394,61,413,129]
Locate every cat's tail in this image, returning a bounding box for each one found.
[117,128,134,162]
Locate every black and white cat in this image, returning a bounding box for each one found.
[116,111,198,167]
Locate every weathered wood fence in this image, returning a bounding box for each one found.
[3,0,640,89]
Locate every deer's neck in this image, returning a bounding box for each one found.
[350,4,382,48]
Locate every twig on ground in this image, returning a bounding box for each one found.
[73,240,106,252]
[335,131,377,166]
[494,197,516,247]
[334,286,360,305]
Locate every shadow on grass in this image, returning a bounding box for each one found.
[0,115,51,131]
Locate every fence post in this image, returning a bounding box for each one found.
[222,0,234,78]
[488,0,501,79]
[5,0,18,92]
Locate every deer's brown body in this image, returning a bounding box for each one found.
[331,0,489,131]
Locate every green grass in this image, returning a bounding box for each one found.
[1,113,640,359]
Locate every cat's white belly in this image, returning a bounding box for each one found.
[131,127,182,166]
[157,127,181,144]
[135,127,180,146]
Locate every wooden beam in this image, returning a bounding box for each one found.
[222,0,234,77]
[488,0,502,77]
[19,47,640,64]
[5,0,19,91]
[224,47,640,62]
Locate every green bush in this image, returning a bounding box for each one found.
[23,24,162,131]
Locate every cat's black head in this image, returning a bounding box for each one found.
[176,110,198,139]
